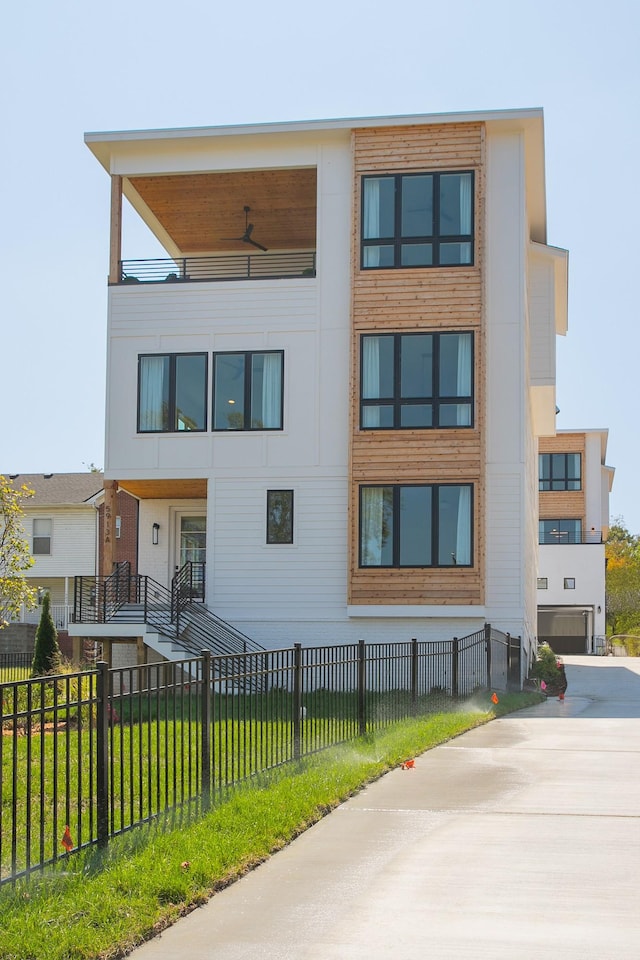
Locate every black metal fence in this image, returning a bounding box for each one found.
[118,252,317,284]
[0,627,519,886]
[0,653,32,682]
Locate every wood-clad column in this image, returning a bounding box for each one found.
[102,480,117,576]
[108,174,122,284]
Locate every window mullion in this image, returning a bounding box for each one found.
[244,353,252,429]
[394,176,402,266]
[393,334,402,427]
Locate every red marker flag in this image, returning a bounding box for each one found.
[401,759,415,770]
[491,692,499,705]
[61,825,73,852]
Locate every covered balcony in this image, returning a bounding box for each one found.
[109,167,317,285]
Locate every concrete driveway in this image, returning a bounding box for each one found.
[130,656,640,959]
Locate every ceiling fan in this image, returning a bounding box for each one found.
[222,205,268,251]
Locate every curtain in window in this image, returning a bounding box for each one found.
[363,179,381,267]
[361,487,385,565]
[459,174,472,235]
[139,357,166,431]
[456,333,472,426]
[362,337,381,427]
[260,354,282,428]
[455,486,471,564]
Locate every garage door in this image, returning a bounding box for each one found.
[537,609,587,655]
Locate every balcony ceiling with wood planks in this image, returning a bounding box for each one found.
[127,168,317,254]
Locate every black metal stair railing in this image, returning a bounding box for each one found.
[73,562,264,657]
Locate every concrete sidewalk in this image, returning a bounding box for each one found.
[129,656,640,959]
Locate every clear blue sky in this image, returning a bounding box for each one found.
[2,0,639,530]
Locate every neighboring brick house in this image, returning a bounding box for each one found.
[78,107,570,679]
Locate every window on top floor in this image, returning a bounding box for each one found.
[361,171,474,269]
[539,453,581,491]
[32,519,52,555]
[539,519,582,545]
[138,353,207,432]
[213,351,283,431]
[359,484,472,568]
[360,332,473,428]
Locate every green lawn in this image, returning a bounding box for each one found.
[0,691,541,960]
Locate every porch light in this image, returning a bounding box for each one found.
[152,522,160,545]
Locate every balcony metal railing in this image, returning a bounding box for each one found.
[12,603,74,630]
[539,530,602,545]
[118,252,317,285]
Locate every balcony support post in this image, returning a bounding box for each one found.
[109,175,122,283]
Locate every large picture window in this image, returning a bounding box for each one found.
[359,484,472,568]
[213,351,283,431]
[361,332,473,429]
[362,171,474,269]
[539,519,582,545]
[138,353,207,432]
[539,453,581,491]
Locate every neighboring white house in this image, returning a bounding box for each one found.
[80,108,570,675]
[537,430,614,653]
[5,473,104,630]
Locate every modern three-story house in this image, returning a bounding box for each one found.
[81,107,569,673]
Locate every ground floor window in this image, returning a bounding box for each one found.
[266,490,294,544]
[359,484,472,567]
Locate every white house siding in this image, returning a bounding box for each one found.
[537,543,606,643]
[24,507,97,578]
[484,130,538,666]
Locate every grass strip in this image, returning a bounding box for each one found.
[0,692,540,960]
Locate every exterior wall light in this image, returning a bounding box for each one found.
[152,522,160,545]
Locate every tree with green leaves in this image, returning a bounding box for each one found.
[606,518,640,636]
[0,474,37,628]
[32,591,62,675]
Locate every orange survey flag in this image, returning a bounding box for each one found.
[491,692,499,705]
[61,826,73,852]
[401,759,415,770]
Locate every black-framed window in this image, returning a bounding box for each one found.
[564,578,576,590]
[539,453,581,491]
[539,519,582,545]
[537,577,548,589]
[359,484,472,568]
[361,171,474,269]
[360,332,473,429]
[138,353,207,432]
[267,490,294,544]
[213,351,283,431]
[32,518,52,556]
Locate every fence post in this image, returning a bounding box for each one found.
[201,651,211,807]
[293,644,302,761]
[411,638,418,709]
[95,661,110,849]
[357,639,366,736]
[452,638,459,698]
[485,622,492,688]
[505,632,512,689]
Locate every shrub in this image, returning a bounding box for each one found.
[530,642,567,694]
[31,592,62,676]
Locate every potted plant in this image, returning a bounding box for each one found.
[531,643,568,698]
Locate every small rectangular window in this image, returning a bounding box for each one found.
[362,171,474,269]
[115,516,122,539]
[267,490,294,544]
[214,351,283,431]
[537,578,548,589]
[138,353,207,432]
[564,578,576,590]
[33,518,52,555]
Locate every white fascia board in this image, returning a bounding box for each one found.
[348,605,486,618]
[530,241,569,335]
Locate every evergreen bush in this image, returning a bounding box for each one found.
[31,591,62,676]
